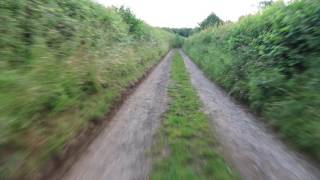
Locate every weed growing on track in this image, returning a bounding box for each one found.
[151,51,238,180]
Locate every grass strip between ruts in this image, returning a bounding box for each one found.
[150,50,239,180]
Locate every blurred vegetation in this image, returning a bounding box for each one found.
[0,0,172,179]
[184,0,320,160]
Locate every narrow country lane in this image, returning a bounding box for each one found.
[58,51,173,180]
[180,50,320,180]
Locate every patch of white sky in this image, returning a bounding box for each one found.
[95,0,285,28]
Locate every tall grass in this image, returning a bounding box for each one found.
[184,0,320,160]
[0,0,172,179]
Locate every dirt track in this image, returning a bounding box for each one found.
[59,51,173,180]
[55,49,320,180]
[180,50,320,180]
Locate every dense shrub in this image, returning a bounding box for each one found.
[184,0,320,160]
[0,0,172,179]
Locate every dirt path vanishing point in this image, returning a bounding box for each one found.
[59,51,173,180]
[180,49,320,180]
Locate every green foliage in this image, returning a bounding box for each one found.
[151,51,238,180]
[117,6,145,38]
[0,0,172,179]
[199,13,223,30]
[170,35,185,48]
[184,0,320,160]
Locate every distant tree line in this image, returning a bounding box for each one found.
[163,12,224,37]
[162,27,195,37]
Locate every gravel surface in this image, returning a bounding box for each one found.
[180,49,320,180]
[60,51,173,180]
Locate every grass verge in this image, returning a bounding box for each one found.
[150,51,238,180]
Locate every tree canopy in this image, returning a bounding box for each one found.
[199,13,223,30]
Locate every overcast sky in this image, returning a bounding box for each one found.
[95,0,268,28]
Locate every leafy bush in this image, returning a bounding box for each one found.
[184,0,320,160]
[0,0,172,179]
